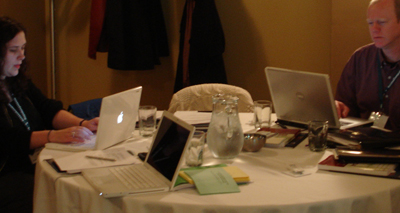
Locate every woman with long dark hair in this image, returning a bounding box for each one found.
[0,16,99,212]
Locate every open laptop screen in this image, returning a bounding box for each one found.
[265,67,340,128]
[265,67,372,129]
[146,115,191,181]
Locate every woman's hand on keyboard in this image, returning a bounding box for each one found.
[80,117,99,132]
[49,126,94,143]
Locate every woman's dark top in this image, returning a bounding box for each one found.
[0,80,63,175]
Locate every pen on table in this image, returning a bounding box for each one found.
[127,150,135,156]
[85,155,116,162]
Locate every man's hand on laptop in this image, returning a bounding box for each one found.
[335,100,350,118]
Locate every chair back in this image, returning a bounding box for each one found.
[68,98,102,120]
[168,84,253,113]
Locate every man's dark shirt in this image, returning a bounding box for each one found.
[336,43,400,131]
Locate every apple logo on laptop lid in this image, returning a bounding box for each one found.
[117,111,124,124]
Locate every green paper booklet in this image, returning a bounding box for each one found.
[185,167,240,195]
[174,164,227,190]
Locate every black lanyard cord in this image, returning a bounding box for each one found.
[377,54,400,111]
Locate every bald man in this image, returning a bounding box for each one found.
[335,0,400,131]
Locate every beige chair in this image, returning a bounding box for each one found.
[168,83,254,113]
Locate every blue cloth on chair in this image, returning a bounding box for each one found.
[68,98,102,120]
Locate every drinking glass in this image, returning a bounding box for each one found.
[138,105,157,137]
[254,100,273,129]
[185,131,205,167]
[308,120,329,152]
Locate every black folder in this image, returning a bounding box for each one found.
[329,126,400,149]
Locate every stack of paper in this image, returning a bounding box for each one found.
[185,168,240,195]
[179,166,250,184]
[52,147,140,173]
[174,165,250,195]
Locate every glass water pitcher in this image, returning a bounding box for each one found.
[206,94,244,159]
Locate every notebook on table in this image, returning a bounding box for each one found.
[45,86,142,151]
[265,67,372,129]
[82,111,195,198]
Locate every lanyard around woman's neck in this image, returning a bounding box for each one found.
[7,95,30,131]
[377,54,400,111]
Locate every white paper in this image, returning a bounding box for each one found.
[53,147,141,173]
[174,111,212,124]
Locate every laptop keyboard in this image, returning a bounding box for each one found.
[69,135,97,147]
[339,120,352,126]
[109,165,164,189]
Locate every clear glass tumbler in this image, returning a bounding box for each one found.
[308,120,329,152]
[253,100,273,129]
[138,105,157,137]
[185,131,205,167]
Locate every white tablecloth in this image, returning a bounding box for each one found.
[33,113,400,213]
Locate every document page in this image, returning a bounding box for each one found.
[53,147,141,173]
[174,111,211,124]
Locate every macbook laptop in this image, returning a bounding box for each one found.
[82,111,195,198]
[45,86,142,151]
[265,67,372,129]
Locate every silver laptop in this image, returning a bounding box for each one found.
[265,67,372,129]
[82,111,195,198]
[45,86,142,151]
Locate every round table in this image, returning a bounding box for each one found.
[33,135,400,213]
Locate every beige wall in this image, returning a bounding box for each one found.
[0,0,49,95]
[331,0,371,93]
[217,0,331,102]
[1,0,373,111]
